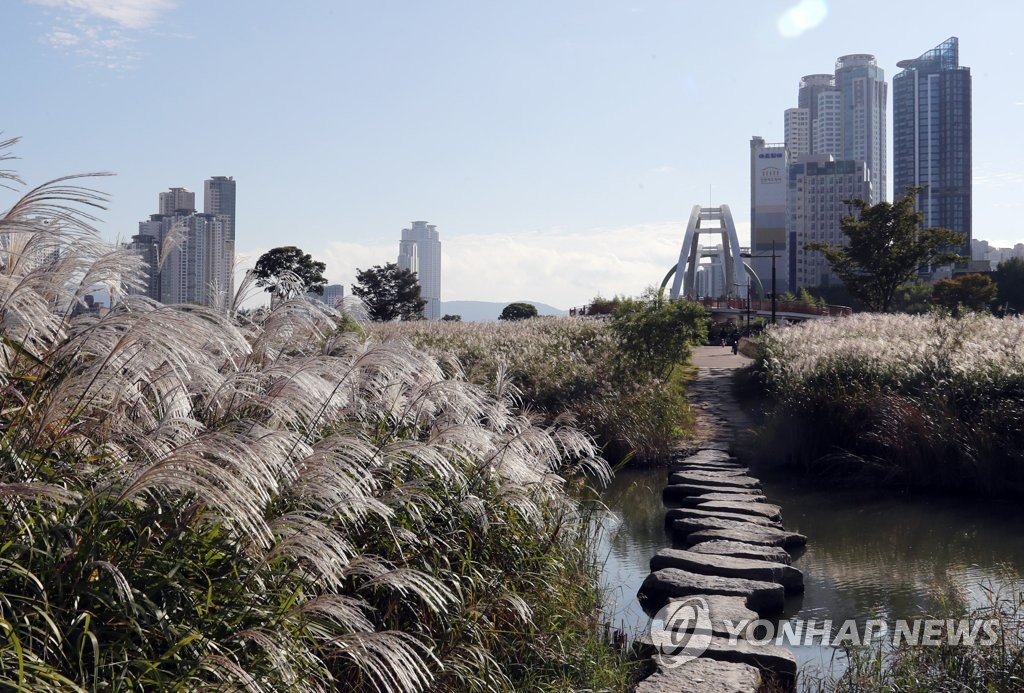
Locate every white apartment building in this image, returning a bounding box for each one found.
[750,137,790,294]
[783,108,810,160]
[397,221,441,320]
[790,156,872,288]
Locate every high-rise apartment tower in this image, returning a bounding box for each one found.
[768,53,887,290]
[397,221,441,320]
[128,179,236,308]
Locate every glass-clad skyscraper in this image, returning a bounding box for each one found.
[893,37,972,255]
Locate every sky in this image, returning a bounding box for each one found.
[4,0,1023,310]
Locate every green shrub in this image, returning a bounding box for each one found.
[609,296,709,379]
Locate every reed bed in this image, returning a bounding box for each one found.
[753,313,1024,494]
[374,317,696,465]
[0,143,635,691]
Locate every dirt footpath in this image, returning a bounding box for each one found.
[690,344,753,369]
[682,346,754,452]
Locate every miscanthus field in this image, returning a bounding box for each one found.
[754,312,1024,494]
[0,144,637,691]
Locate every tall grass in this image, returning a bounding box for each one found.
[802,576,1024,692]
[375,318,697,464]
[752,313,1024,494]
[0,141,635,690]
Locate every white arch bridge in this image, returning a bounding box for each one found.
[657,204,850,322]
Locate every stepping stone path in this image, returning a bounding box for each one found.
[631,350,803,692]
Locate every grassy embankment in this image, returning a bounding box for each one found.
[746,312,1024,496]
[0,150,652,690]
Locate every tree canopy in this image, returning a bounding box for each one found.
[498,302,538,321]
[351,263,426,321]
[252,246,327,299]
[994,257,1024,314]
[805,190,964,312]
[609,294,708,379]
[931,273,997,316]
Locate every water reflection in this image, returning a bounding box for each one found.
[594,468,670,638]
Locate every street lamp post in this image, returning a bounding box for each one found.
[746,278,751,330]
[741,242,779,326]
[770,240,777,326]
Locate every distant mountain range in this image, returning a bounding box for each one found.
[440,300,566,322]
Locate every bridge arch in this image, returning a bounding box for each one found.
[660,261,764,299]
[668,205,745,300]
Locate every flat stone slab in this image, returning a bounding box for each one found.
[673,517,783,538]
[673,464,752,475]
[635,656,761,692]
[669,458,748,471]
[638,568,785,615]
[676,449,735,463]
[657,594,759,639]
[669,472,761,489]
[689,540,792,565]
[665,507,779,527]
[664,483,763,503]
[686,526,808,550]
[650,548,804,594]
[703,637,798,686]
[681,493,768,507]
[697,500,782,522]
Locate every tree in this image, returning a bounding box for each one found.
[609,296,709,378]
[587,296,619,316]
[932,273,997,316]
[805,190,965,312]
[891,278,933,314]
[499,302,538,321]
[351,263,426,321]
[253,246,327,299]
[441,314,462,322]
[993,257,1024,314]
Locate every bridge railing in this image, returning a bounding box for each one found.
[695,297,852,317]
[569,298,853,319]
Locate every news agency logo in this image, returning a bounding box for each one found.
[649,597,713,668]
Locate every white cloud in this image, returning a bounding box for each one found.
[974,169,1024,189]
[236,220,753,311]
[32,0,173,29]
[777,0,828,38]
[31,0,174,68]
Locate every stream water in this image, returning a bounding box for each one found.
[596,466,1024,681]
